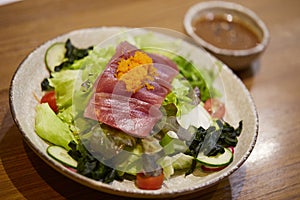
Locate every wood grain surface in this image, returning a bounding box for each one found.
[1,0,300,199]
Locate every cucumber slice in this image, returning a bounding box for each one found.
[45,42,66,72]
[201,164,227,172]
[47,145,77,168]
[196,147,233,167]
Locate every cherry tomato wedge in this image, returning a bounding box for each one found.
[136,172,164,190]
[204,98,225,119]
[40,91,58,113]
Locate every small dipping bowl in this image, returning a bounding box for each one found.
[184,1,270,71]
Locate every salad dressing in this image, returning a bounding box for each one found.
[193,14,260,50]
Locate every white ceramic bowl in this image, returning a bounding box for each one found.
[184,1,270,71]
[9,27,258,198]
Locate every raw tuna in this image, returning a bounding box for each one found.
[84,41,178,138]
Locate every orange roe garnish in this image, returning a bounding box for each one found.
[116,51,157,93]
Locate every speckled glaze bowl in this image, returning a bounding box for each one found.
[184,1,270,71]
[9,27,258,198]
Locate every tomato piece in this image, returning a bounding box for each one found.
[136,172,164,190]
[40,91,58,113]
[204,98,225,119]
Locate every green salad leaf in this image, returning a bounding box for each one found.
[172,55,220,102]
[49,69,79,110]
[72,45,116,116]
[163,76,199,116]
[158,153,193,179]
[35,103,76,150]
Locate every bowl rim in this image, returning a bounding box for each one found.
[184,1,270,56]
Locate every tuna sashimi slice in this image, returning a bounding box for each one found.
[84,93,162,137]
[84,41,179,138]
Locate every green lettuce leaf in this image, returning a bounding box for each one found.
[158,153,193,179]
[57,105,74,124]
[49,45,116,117]
[72,46,116,116]
[35,103,76,150]
[172,55,220,102]
[163,76,198,116]
[133,32,180,53]
[49,69,79,110]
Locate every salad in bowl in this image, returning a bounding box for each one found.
[10,27,257,197]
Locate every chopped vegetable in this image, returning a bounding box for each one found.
[204,98,225,119]
[217,120,243,147]
[67,141,123,183]
[35,103,76,150]
[163,76,199,116]
[201,164,227,172]
[47,145,78,168]
[196,147,233,167]
[49,70,79,109]
[136,170,164,190]
[177,104,212,130]
[54,39,93,72]
[158,153,193,178]
[184,120,243,175]
[45,42,66,72]
[40,90,58,113]
[172,55,220,102]
[41,78,54,91]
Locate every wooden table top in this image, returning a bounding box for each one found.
[1,0,299,199]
